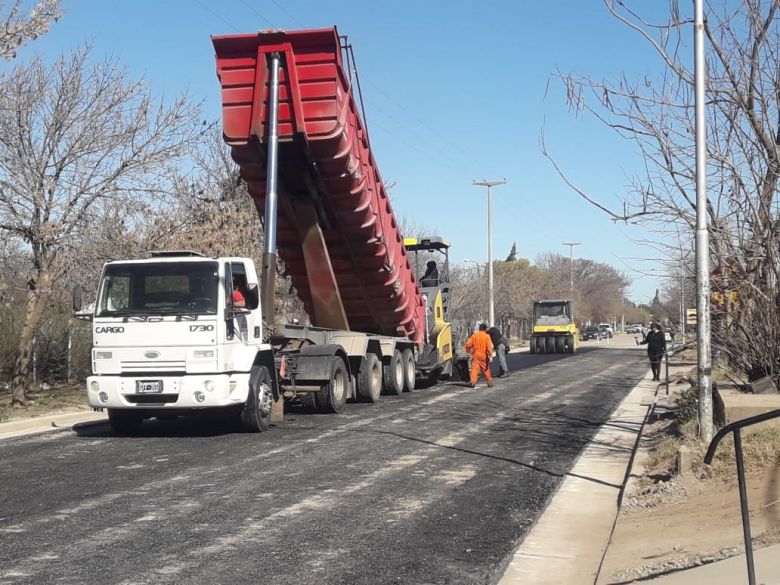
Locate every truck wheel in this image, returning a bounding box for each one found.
[382,349,404,396]
[401,349,416,392]
[567,334,575,353]
[240,365,273,432]
[315,356,348,413]
[108,409,143,435]
[356,353,382,403]
[555,336,565,353]
[537,336,546,353]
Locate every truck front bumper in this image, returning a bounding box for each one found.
[86,373,251,409]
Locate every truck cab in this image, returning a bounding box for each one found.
[78,252,276,433]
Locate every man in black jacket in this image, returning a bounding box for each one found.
[637,322,666,381]
[487,326,510,378]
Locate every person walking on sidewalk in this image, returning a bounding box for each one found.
[637,321,666,381]
[487,325,510,377]
[465,323,494,388]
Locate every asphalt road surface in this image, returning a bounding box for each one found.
[0,342,646,585]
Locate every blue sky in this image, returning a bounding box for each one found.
[15,0,683,304]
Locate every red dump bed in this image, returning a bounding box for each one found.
[212,28,425,346]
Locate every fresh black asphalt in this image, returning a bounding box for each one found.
[0,344,646,585]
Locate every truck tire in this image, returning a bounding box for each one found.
[315,356,348,413]
[356,353,382,403]
[555,336,565,353]
[537,336,546,354]
[529,337,536,354]
[382,349,404,396]
[108,409,143,435]
[240,365,273,432]
[567,334,575,353]
[401,349,416,392]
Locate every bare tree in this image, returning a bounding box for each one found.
[0,47,201,405]
[546,1,780,400]
[536,253,629,324]
[0,0,60,60]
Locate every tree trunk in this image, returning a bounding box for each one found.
[10,269,53,406]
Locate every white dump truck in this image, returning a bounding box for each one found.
[76,251,430,434]
[73,28,461,434]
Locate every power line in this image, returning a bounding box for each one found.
[235,0,481,177]
[361,75,483,169]
[268,0,306,27]
[363,96,476,175]
[209,2,477,180]
[368,118,465,176]
[236,0,274,27]
[193,0,241,33]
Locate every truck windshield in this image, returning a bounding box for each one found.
[96,261,219,317]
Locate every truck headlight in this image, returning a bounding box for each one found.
[204,380,215,392]
[90,381,100,391]
[95,351,112,360]
[194,350,215,359]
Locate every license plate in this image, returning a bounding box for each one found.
[136,380,163,394]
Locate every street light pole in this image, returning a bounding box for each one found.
[473,179,506,327]
[562,242,581,290]
[694,0,713,444]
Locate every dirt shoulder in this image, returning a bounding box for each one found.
[0,382,90,423]
[597,350,780,583]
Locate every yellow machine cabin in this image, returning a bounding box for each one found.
[404,237,455,381]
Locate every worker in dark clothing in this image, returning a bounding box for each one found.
[420,261,439,287]
[487,326,509,377]
[637,322,666,381]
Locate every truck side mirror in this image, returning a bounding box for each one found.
[72,285,83,313]
[246,282,259,310]
[71,285,94,321]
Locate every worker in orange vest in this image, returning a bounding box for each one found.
[465,323,494,388]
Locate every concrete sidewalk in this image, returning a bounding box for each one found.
[644,542,780,584]
[497,335,746,585]
[0,410,106,440]
[499,342,655,584]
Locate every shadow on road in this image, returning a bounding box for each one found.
[72,414,244,439]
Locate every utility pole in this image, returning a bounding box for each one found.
[694,0,713,444]
[680,265,686,345]
[562,242,581,290]
[473,179,506,327]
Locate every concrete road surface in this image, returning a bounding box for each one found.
[0,342,645,585]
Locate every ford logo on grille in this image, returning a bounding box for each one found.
[144,351,160,359]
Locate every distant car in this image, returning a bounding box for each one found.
[626,324,641,334]
[580,325,605,341]
[598,324,614,338]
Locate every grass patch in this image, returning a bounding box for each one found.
[703,427,780,478]
[643,415,780,482]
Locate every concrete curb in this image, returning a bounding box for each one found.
[0,410,107,441]
[498,370,657,585]
[616,346,691,509]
